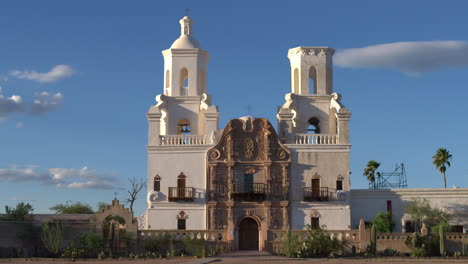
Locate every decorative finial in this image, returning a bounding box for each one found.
[114,192,117,200]
[185,8,191,17]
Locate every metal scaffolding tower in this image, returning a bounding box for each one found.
[369,163,408,189]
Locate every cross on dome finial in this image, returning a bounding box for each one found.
[180,14,193,36]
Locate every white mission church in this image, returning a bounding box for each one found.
[140,16,468,251]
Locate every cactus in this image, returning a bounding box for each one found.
[439,225,445,256]
[370,225,377,255]
[462,241,468,256]
[412,232,418,248]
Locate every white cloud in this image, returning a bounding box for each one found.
[30,91,64,115]
[0,165,116,190]
[10,64,74,83]
[0,88,64,119]
[15,122,24,128]
[334,41,468,75]
[0,87,24,118]
[67,181,114,190]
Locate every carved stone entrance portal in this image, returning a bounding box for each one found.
[238,218,259,250]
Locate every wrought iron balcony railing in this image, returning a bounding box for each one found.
[168,187,195,202]
[232,183,268,202]
[303,187,329,201]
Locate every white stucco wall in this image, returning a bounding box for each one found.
[146,206,206,230]
[291,201,350,230]
[350,188,468,232]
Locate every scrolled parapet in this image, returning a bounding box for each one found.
[330,92,344,111]
[287,47,335,59]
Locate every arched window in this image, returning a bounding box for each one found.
[309,66,317,94]
[307,117,320,134]
[198,69,205,94]
[153,175,161,192]
[165,70,170,88]
[293,68,299,94]
[180,68,189,96]
[336,175,344,190]
[177,118,191,135]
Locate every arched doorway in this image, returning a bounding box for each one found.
[238,217,259,250]
[103,214,127,253]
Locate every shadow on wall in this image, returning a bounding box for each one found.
[447,203,468,223]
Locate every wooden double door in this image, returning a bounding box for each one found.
[238,218,259,250]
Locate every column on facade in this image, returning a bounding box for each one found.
[336,108,351,144]
[263,164,271,199]
[208,165,216,201]
[281,164,289,200]
[277,108,294,143]
[147,112,162,145]
[281,201,289,230]
[227,163,233,200]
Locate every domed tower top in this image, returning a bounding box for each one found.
[170,16,201,49]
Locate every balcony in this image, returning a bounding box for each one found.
[292,134,338,145]
[168,187,195,202]
[159,135,207,145]
[303,187,329,201]
[232,183,268,202]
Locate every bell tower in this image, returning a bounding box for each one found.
[145,16,219,230]
[288,47,334,95]
[277,46,352,231]
[162,16,208,97]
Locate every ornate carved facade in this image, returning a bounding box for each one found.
[206,117,291,246]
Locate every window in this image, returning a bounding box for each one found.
[336,180,343,190]
[309,66,317,94]
[311,217,320,229]
[307,117,320,134]
[451,225,463,233]
[165,70,170,88]
[177,119,191,135]
[386,200,392,213]
[180,67,189,96]
[153,175,161,191]
[177,219,186,230]
[154,180,160,192]
[404,221,415,233]
[244,173,253,193]
[293,68,299,94]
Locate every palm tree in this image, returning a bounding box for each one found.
[363,160,381,189]
[432,148,452,188]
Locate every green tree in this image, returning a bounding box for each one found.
[50,201,94,214]
[4,202,34,221]
[432,148,452,188]
[404,198,450,232]
[363,160,381,189]
[96,202,108,212]
[372,212,395,233]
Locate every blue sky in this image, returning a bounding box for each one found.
[1,1,467,216]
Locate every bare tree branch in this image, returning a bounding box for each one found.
[125,177,146,212]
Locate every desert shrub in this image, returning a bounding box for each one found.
[71,232,103,258]
[40,222,62,256]
[379,248,400,256]
[297,225,346,258]
[281,229,299,257]
[411,247,426,257]
[182,238,207,258]
[405,233,440,257]
[61,246,84,259]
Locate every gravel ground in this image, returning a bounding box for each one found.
[2,251,468,264]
